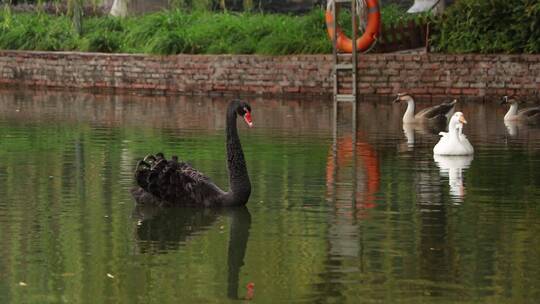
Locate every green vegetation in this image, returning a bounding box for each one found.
[432,0,540,53]
[0,5,414,55]
[2,1,539,54]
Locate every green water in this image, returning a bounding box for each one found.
[0,88,539,303]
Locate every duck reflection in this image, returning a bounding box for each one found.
[503,120,538,138]
[133,205,251,300]
[433,155,473,202]
[504,120,520,137]
[399,122,446,152]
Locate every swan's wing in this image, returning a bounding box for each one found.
[417,100,456,120]
[438,131,448,137]
[519,107,540,119]
[177,163,226,204]
[134,161,224,206]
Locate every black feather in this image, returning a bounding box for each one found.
[131,100,253,207]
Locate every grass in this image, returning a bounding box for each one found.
[0,5,414,55]
[3,2,539,55]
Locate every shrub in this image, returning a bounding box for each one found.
[432,0,540,53]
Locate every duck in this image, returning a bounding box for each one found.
[500,96,540,123]
[394,93,457,124]
[433,112,474,155]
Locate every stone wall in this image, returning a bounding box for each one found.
[0,50,538,99]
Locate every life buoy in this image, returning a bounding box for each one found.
[325,0,381,53]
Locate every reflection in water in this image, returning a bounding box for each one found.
[0,88,332,131]
[402,123,416,150]
[133,205,219,253]
[2,88,540,303]
[326,135,379,216]
[505,120,520,137]
[133,205,251,300]
[434,155,473,202]
[502,120,540,138]
[312,102,381,302]
[400,122,445,151]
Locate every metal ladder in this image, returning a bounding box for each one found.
[332,0,359,104]
[332,0,359,150]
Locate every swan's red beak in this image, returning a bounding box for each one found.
[243,111,253,128]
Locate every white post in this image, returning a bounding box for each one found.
[110,0,128,17]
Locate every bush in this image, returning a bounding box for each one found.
[432,0,540,53]
[79,17,124,52]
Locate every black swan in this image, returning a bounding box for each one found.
[131,100,253,207]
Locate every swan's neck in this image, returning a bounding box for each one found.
[504,103,519,120]
[223,106,251,206]
[403,98,415,123]
[448,121,462,140]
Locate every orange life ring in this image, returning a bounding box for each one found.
[325,0,381,53]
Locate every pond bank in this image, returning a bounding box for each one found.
[0,50,539,99]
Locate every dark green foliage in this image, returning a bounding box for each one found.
[432,0,540,53]
[79,17,124,52]
[0,13,79,51]
[8,4,516,55]
[380,3,423,25]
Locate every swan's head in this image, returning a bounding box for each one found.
[236,101,253,128]
[449,112,467,128]
[393,92,413,104]
[500,95,519,105]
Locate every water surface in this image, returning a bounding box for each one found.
[0,88,539,303]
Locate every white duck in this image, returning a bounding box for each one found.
[394,93,457,124]
[500,96,540,123]
[433,112,474,155]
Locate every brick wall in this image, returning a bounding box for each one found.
[0,50,538,98]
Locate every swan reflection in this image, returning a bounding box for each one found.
[503,120,534,137]
[133,205,251,300]
[401,124,416,151]
[399,123,446,152]
[433,155,473,202]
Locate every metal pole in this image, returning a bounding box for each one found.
[351,0,358,146]
[332,1,338,102]
[352,0,358,103]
